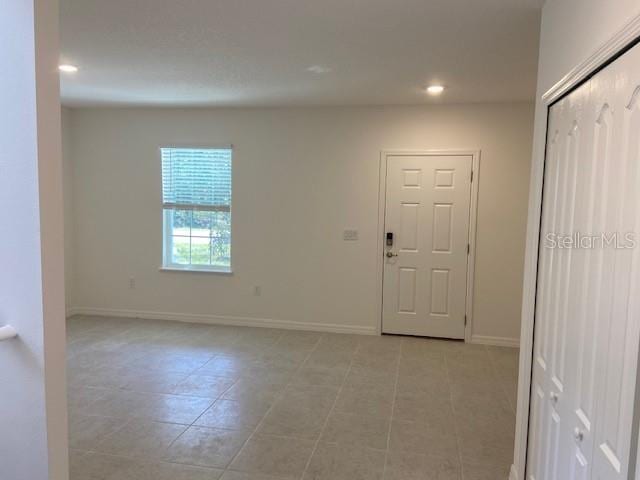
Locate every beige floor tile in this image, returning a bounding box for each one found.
[402,338,453,358]
[256,404,328,440]
[93,419,187,459]
[450,390,513,419]
[343,365,398,388]
[276,331,323,348]
[304,350,353,369]
[446,363,495,384]
[172,373,237,398]
[66,317,518,480]
[195,398,272,430]
[399,356,447,376]
[457,434,514,467]
[395,373,449,396]
[140,392,215,424]
[119,370,188,394]
[68,365,130,389]
[196,355,253,378]
[67,386,109,413]
[275,384,339,411]
[241,364,298,384]
[228,434,315,478]
[116,458,224,480]
[222,378,286,402]
[393,392,455,427]
[384,450,461,480]
[461,460,511,480]
[165,425,251,468]
[290,365,347,386]
[388,419,459,461]
[130,352,213,374]
[82,389,150,418]
[321,412,390,450]
[303,442,385,480]
[221,470,290,479]
[68,414,128,451]
[69,452,137,480]
[455,412,515,443]
[351,355,399,375]
[334,384,394,417]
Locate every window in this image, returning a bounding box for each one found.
[161,147,232,272]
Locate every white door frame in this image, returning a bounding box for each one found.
[376,149,481,342]
[511,14,640,480]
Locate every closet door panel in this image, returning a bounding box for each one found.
[528,41,640,480]
[592,45,640,480]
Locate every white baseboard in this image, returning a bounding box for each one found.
[509,464,519,480]
[67,306,378,336]
[471,334,520,348]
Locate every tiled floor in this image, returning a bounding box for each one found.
[67,315,519,480]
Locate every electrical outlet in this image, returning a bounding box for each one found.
[129,277,136,289]
[253,286,261,296]
[343,229,359,241]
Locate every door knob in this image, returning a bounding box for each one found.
[386,251,398,258]
[574,428,584,442]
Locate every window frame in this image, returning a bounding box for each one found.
[159,145,233,274]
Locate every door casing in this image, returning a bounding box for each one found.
[376,150,480,342]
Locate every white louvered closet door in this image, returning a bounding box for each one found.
[527,42,640,480]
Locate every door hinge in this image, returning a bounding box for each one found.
[467,243,470,255]
[464,315,467,326]
[470,170,473,182]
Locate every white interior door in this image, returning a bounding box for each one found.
[382,153,472,339]
[527,41,640,480]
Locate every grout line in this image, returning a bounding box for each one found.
[380,338,403,479]
[219,331,326,475]
[298,339,361,480]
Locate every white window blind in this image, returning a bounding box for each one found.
[161,147,232,211]
[161,147,232,271]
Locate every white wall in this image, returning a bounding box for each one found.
[0,0,68,478]
[64,103,533,342]
[512,1,640,478]
[63,107,76,308]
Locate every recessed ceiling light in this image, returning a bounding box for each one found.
[426,85,445,95]
[59,64,79,73]
[307,65,332,74]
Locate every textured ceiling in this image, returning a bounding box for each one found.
[60,0,542,106]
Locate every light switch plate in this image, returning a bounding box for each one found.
[343,229,359,241]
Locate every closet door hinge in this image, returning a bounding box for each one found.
[470,170,473,182]
[464,315,467,326]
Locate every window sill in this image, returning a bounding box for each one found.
[159,266,233,275]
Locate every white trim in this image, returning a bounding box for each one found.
[512,12,640,480]
[509,464,519,480]
[66,306,378,336]
[471,334,520,348]
[466,152,481,343]
[542,14,640,105]
[159,143,234,150]
[159,266,233,274]
[376,149,480,341]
